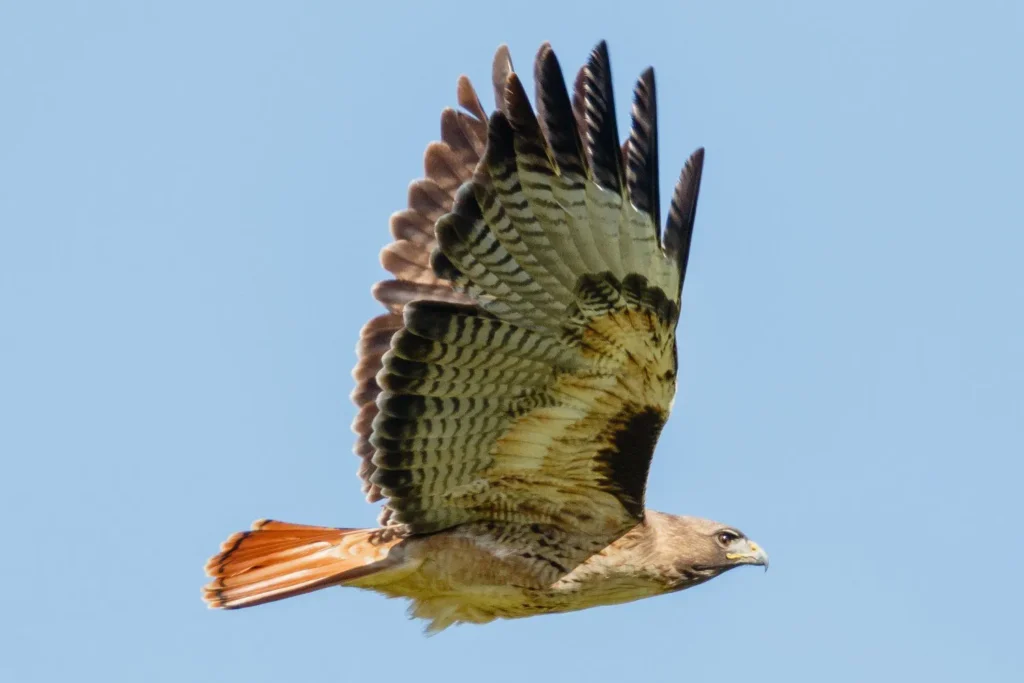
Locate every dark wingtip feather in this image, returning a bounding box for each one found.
[429,245,463,284]
[534,42,587,176]
[582,40,623,193]
[483,110,517,176]
[664,147,705,292]
[450,180,483,222]
[502,72,540,133]
[532,42,556,128]
[626,67,660,230]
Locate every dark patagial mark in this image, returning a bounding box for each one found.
[595,404,666,519]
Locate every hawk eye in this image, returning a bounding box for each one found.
[717,530,741,546]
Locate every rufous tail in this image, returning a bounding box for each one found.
[203,520,398,609]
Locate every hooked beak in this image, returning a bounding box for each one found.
[727,539,770,572]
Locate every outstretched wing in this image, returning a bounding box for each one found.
[353,42,704,537]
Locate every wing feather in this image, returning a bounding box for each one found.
[663,147,705,294]
[581,41,623,195]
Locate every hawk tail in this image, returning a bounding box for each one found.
[203,520,398,609]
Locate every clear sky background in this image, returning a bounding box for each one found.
[2,2,1022,681]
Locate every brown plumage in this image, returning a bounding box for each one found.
[203,40,768,633]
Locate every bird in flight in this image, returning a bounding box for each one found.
[203,40,768,633]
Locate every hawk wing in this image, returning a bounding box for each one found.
[351,42,703,537]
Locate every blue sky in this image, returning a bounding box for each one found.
[2,1,1022,681]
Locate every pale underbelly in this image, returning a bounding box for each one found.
[368,569,663,632]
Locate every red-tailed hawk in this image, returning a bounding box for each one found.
[204,40,768,633]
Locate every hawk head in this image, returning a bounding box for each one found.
[649,513,769,588]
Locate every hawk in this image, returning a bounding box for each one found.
[204,40,768,633]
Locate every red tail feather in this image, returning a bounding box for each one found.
[203,520,397,609]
